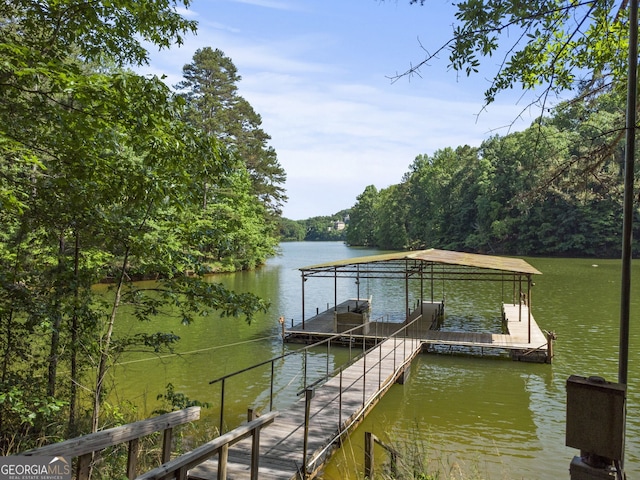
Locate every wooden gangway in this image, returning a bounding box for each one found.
[189,325,424,479]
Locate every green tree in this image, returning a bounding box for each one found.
[0,1,271,451]
[375,184,409,249]
[279,218,307,241]
[303,215,347,241]
[404,0,630,105]
[347,186,379,246]
[177,47,287,217]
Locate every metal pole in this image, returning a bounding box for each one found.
[527,275,532,343]
[270,360,275,412]
[303,388,314,478]
[339,370,343,430]
[420,264,424,319]
[334,267,337,311]
[430,263,434,302]
[301,273,306,329]
[405,268,409,320]
[363,345,366,406]
[620,0,637,387]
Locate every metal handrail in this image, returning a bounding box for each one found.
[303,314,425,473]
[208,320,379,433]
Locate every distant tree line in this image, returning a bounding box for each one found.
[347,89,640,257]
[279,211,350,241]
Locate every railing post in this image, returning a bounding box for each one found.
[303,349,308,390]
[303,388,315,479]
[326,338,330,376]
[404,330,407,359]
[339,369,343,431]
[77,453,91,480]
[177,465,188,480]
[378,342,382,389]
[220,378,226,434]
[161,427,173,463]
[270,360,275,412]
[127,438,139,479]
[218,443,228,480]
[393,335,397,372]
[248,409,260,480]
[364,431,374,478]
[363,344,367,406]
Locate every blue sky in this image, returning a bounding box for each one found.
[142,0,540,220]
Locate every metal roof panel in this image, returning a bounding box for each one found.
[300,249,541,275]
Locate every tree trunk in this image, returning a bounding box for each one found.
[68,232,80,437]
[91,246,130,433]
[47,234,65,397]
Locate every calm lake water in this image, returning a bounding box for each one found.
[113,242,640,479]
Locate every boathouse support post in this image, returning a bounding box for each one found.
[518,275,523,322]
[527,275,532,343]
[334,267,338,311]
[430,263,434,302]
[405,263,410,320]
[356,265,360,306]
[301,274,306,329]
[420,265,424,320]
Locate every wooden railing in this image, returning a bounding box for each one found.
[135,411,278,480]
[23,406,201,479]
[364,431,399,478]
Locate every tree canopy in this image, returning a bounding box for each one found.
[404,0,630,106]
[347,89,636,256]
[177,47,287,217]
[0,0,278,453]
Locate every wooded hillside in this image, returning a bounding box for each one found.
[347,90,637,257]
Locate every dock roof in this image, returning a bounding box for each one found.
[300,248,542,275]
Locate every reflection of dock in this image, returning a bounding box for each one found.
[286,299,552,363]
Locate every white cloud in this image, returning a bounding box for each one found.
[140,0,538,219]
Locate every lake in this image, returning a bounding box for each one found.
[113,242,639,479]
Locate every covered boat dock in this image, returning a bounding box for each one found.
[287,248,553,362]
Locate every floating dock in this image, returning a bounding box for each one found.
[285,299,552,363]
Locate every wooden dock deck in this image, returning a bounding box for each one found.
[286,300,551,362]
[422,303,552,362]
[188,335,423,480]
